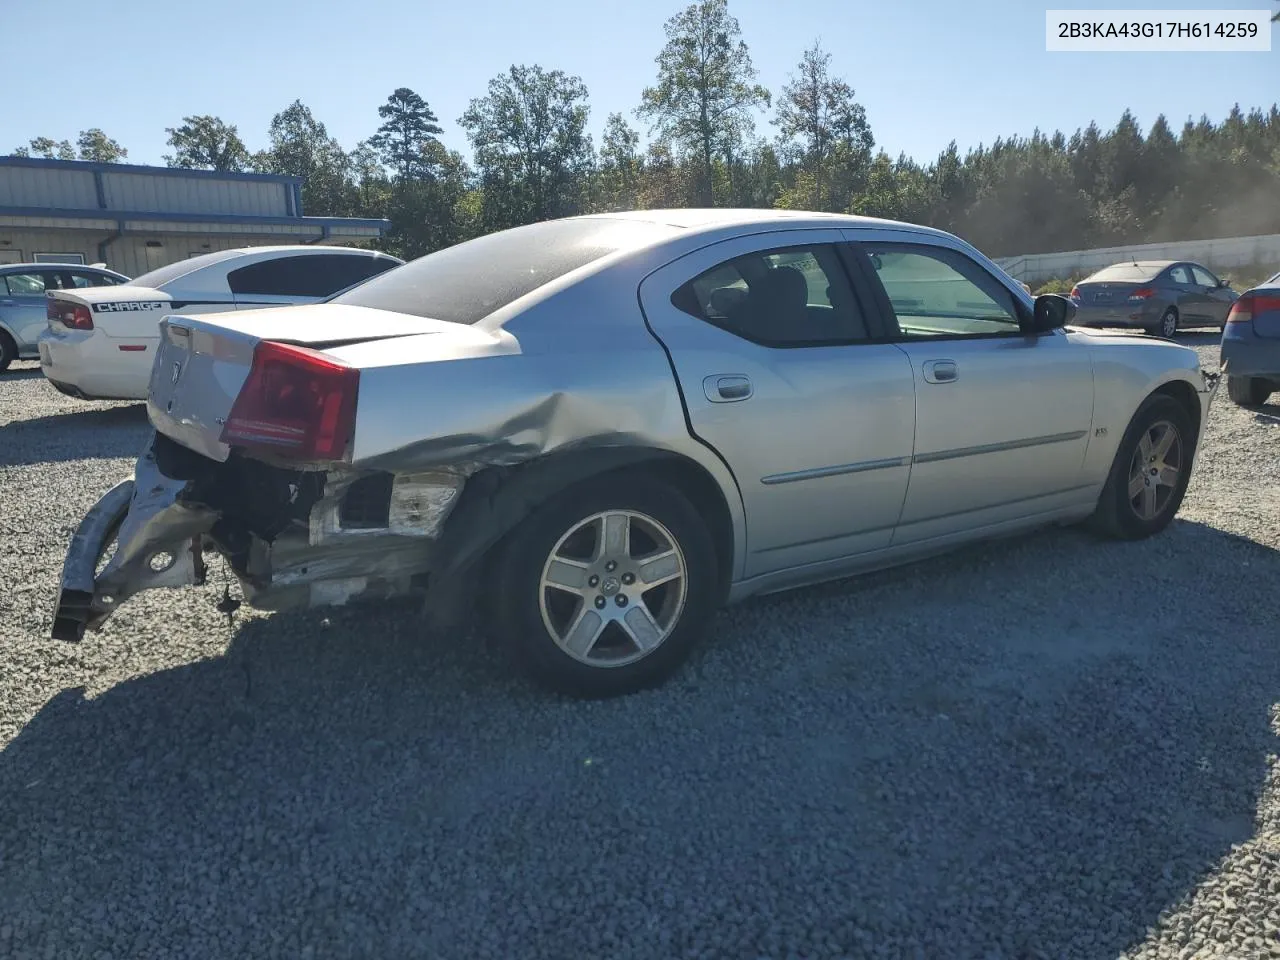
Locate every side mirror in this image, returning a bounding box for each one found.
[1029,293,1074,333]
[1218,278,1230,289]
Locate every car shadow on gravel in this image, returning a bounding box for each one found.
[0,367,45,381]
[1,519,1278,958]
[0,403,148,466]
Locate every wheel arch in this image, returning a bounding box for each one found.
[434,445,740,605]
[1149,376,1202,447]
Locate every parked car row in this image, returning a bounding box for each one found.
[0,262,130,370]
[38,246,403,400]
[41,210,1222,698]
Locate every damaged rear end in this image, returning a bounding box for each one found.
[52,306,482,641]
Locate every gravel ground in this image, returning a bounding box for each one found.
[2,338,1279,960]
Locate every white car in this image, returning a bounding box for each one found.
[39,245,403,401]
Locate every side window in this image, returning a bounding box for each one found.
[68,271,114,288]
[1167,265,1192,284]
[859,243,1022,339]
[3,272,47,296]
[670,244,870,346]
[1191,265,1218,287]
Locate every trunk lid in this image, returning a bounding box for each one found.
[48,285,173,337]
[147,303,482,463]
[1248,287,1280,339]
[1074,281,1141,306]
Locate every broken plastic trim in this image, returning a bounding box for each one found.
[51,442,215,640]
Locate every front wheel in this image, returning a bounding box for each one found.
[1088,394,1194,540]
[1226,375,1273,408]
[491,475,719,698]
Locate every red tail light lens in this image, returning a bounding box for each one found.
[47,299,94,330]
[1069,286,1081,300]
[1226,293,1280,326]
[1128,287,1155,300]
[220,340,359,462]
[1226,295,1254,326]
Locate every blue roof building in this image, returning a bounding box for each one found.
[0,156,390,276]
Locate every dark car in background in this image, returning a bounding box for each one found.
[1070,260,1239,338]
[1220,271,1280,407]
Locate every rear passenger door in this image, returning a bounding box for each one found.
[228,254,393,309]
[639,228,917,577]
[1165,264,1204,322]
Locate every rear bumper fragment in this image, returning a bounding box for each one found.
[50,440,214,641]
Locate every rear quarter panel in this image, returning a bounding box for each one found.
[330,252,751,580]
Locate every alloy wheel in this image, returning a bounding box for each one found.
[1126,419,1183,521]
[538,509,688,667]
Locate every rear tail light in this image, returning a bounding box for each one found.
[1069,286,1081,300]
[1128,287,1155,301]
[47,299,94,330]
[1226,293,1280,326]
[220,340,359,462]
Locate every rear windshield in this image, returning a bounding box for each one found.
[1086,263,1163,282]
[129,249,244,289]
[330,217,677,324]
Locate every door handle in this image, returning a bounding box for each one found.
[703,374,753,403]
[923,359,958,384]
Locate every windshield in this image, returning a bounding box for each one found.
[128,250,245,289]
[1086,263,1163,283]
[330,217,678,324]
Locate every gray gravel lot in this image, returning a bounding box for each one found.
[2,339,1279,959]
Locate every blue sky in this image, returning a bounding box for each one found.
[7,0,1276,168]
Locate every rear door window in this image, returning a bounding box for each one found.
[3,272,48,296]
[1168,265,1193,284]
[670,243,871,345]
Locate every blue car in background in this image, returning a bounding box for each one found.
[1070,260,1238,338]
[1220,270,1280,408]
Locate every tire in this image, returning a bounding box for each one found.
[1149,308,1178,339]
[0,330,15,373]
[1088,394,1194,540]
[1226,375,1273,408]
[491,474,719,698]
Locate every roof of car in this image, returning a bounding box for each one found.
[0,262,123,272]
[580,208,938,233]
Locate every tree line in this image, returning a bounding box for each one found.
[10,0,1280,262]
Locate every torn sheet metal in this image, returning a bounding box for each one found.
[308,469,466,545]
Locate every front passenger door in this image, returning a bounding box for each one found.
[0,270,58,352]
[849,238,1095,544]
[639,230,917,577]
[1191,264,1233,326]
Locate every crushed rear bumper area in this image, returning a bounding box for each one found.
[51,432,467,641]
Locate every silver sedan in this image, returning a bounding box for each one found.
[52,210,1218,697]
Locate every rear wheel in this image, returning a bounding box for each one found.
[1226,375,1274,408]
[492,475,718,698]
[1089,394,1193,540]
[0,330,16,372]
[1148,308,1178,339]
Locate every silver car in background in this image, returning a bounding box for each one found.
[1069,259,1239,337]
[51,210,1216,698]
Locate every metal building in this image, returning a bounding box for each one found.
[0,156,390,277]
